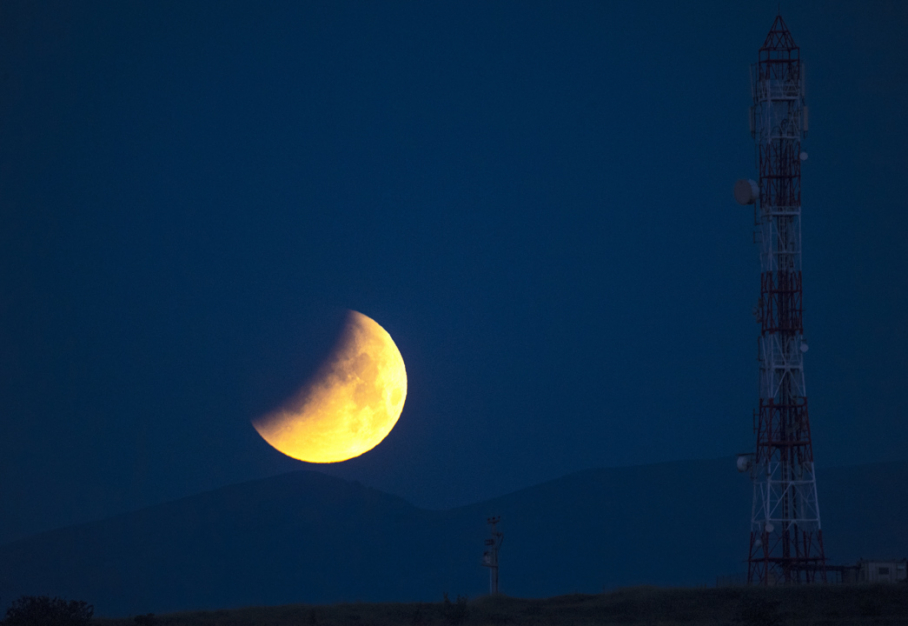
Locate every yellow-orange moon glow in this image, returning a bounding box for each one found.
[252,311,407,463]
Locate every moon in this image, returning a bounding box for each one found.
[252,310,407,463]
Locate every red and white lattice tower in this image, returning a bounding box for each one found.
[733,15,827,585]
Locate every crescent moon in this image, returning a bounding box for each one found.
[252,311,407,463]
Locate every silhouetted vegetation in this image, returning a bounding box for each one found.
[735,596,783,626]
[133,614,156,626]
[442,593,468,626]
[91,584,908,626]
[3,595,93,626]
[408,603,425,626]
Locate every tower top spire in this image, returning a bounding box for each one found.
[761,15,798,52]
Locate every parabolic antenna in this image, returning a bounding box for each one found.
[733,179,759,205]
[736,455,753,473]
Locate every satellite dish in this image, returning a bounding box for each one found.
[736,455,752,473]
[765,522,775,533]
[733,179,759,205]
[799,151,808,161]
[800,342,809,353]
[754,539,762,548]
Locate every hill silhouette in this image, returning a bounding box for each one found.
[0,457,905,617]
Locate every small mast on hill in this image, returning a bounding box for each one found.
[734,14,827,585]
[481,516,504,594]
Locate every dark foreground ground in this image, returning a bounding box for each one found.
[94,584,908,626]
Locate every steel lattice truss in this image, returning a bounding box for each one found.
[746,15,827,585]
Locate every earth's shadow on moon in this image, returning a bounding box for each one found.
[243,305,349,425]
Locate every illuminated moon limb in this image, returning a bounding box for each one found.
[252,311,407,463]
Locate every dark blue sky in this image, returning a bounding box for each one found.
[1,1,906,545]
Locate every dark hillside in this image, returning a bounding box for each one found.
[1,458,906,617]
[93,585,908,626]
[0,471,441,614]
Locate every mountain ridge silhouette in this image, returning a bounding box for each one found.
[1,457,905,617]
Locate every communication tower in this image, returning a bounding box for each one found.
[481,516,503,595]
[734,15,827,585]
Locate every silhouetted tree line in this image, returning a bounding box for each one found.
[441,592,468,626]
[2,595,93,626]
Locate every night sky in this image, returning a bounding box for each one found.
[1,1,906,547]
